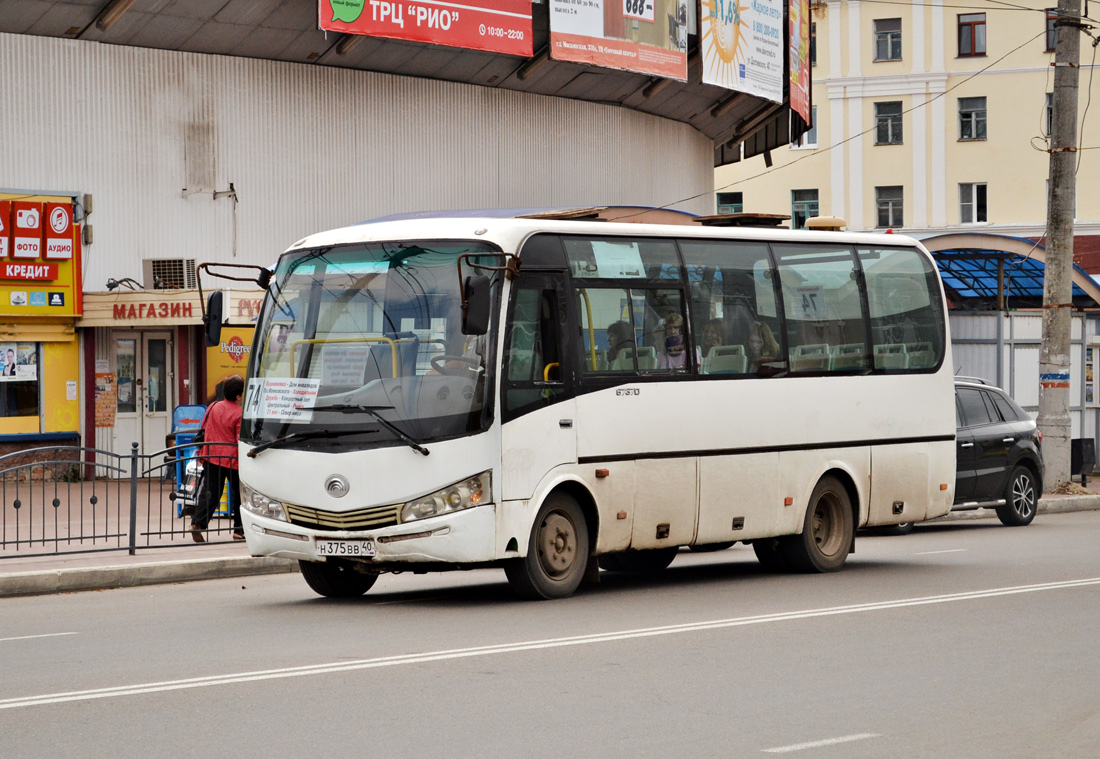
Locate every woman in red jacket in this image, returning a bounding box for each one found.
[190,375,245,542]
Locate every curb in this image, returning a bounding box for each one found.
[0,556,299,598]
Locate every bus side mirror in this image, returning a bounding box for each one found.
[204,291,224,347]
[462,275,490,336]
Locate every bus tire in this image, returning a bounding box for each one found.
[299,560,378,598]
[996,465,1038,526]
[598,547,678,573]
[505,493,589,600]
[752,539,791,572]
[782,475,854,573]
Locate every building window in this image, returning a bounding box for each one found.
[959,13,986,57]
[875,186,904,228]
[811,22,817,66]
[791,189,820,229]
[793,106,818,148]
[874,18,902,61]
[1046,92,1054,136]
[1046,9,1058,52]
[717,192,743,214]
[960,183,988,223]
[875,101,903,144]
[0,342,41,417]
[959,97,987,140]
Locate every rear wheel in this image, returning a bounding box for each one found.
[996,465,1038,526]
[299,560,378,598]
[505,493,589,600]
[782,475,854,573]
[598,547,678,573]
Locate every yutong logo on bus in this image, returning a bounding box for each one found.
[221,335,250,364]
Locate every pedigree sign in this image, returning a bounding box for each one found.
[205,326,254,404]
[0,195,82,317]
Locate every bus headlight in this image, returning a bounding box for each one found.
[241,483,288,522]
[400,472,491,524]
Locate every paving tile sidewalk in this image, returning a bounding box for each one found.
[0,493,1097,598]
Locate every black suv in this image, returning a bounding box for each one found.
[953,378,1044,526]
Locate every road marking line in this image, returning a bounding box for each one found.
[3,576,1100,711]
[763,733,879,753]
[915,549,969,555]
[0,633,78,643]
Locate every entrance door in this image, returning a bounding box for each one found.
[112,331,174,455]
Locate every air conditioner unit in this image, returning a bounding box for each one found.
[143,258,197,290]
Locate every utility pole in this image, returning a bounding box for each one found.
[1038,0,1082,489]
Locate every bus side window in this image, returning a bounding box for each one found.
[503,280,569,420]
[860,247,945,372]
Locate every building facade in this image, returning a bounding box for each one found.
[715,0,1100,246]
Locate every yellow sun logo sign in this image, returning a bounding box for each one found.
[701,0,749,86]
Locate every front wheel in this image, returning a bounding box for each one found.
[505,493,589,600]
[782,475,854,573]
[996,465,1038,526]
[299,560,378,598]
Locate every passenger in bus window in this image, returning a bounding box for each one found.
[701,319,727,355]
[657,314,698,370]
[606,320,634,364]
[748,321,780,370]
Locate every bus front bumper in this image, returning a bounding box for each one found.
[239,504,498,565]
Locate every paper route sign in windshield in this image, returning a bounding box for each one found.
[320,0,532,57]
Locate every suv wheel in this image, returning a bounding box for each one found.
[996,465,1038,527]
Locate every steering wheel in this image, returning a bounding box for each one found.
[430,355,481,376]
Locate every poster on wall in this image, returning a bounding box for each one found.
[700,0,784,101]
[319,0,533,57]
[95,373,117,428]
[205,327,254,404]
[0,342,36,381]
[789,0,811,123]
[549,0,688,79]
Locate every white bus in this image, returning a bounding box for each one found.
[228,214,955,599]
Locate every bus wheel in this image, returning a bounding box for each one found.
[598,547,678,573]
[783,475,854,573]
[299,560,378,598]
[505,493,589,600]
[752,539,790,572]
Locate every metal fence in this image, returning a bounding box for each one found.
[0,442,240,559]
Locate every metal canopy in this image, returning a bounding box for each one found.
[933,249,1097,309]
[1,0,796,167]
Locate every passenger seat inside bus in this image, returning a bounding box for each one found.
[790,343,831,372]
[703,345,747,374]
[905,342,935,369]
[873,343,909,370]
[610,346,658,371]
[829,343,866,371]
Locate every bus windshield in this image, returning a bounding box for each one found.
[243,241,501,451]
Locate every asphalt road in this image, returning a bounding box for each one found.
[3,511,1100,759]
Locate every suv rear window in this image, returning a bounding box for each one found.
[958,387,995,426]
[990,390,1028,422]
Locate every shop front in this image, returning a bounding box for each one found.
[79,289,262,458]
[0,194,83,455]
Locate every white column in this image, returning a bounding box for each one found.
[848,1,862,78]
[931,92,948,227]
[912,89,928,228]
[848,94,865,228]
[911,0,925,72]
[931,0,945,73]
[828,1,843,75]
[830,86,847,220]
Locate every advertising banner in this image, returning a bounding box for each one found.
[319,0,532,57]
[789,0,811,123]
[0,201,9,259]
[11,202,42,259]
[549,0,688,80]
[0,342,37,382]
[0,195,82,318]
[205,326,254,404]
[701,0,784,102]
[44,202,74,260]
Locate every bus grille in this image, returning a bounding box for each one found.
[285,502,399,532]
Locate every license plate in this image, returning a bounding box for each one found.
[316,539,376,557]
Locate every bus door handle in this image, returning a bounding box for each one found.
[1002,437,1015,443]
[959,442,974,448]
[559,419,573,429]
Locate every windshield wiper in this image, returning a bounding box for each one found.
[308,404,430,456]
[246,428,376,458]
